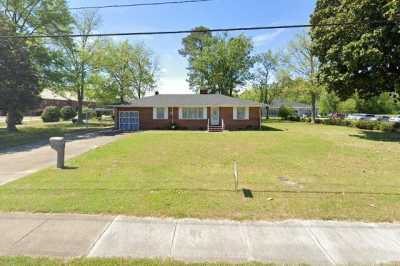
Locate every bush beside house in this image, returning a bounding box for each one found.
[60,106,76,121]
[41,106,61,122]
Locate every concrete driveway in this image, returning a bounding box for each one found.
[0,213,399,265]
[0,131,126,185]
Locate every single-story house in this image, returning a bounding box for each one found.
[29,89,96,115]
[114,93,261,132]
[266,99,319,117]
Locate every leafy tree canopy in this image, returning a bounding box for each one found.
[180,28,254,96]
[310,0,400,99]
[92,40,159,104]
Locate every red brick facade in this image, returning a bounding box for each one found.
[115,106,261,130]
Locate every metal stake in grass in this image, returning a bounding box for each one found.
[233,161,239,192]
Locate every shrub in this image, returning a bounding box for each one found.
[278,105,294,120]
[41,106,60,122]
[393,122,400,130]
[60,106,76,121]
[322,118,352,127]
[379,122,395,132]
[288,115,300,122]
[352,120,379,130]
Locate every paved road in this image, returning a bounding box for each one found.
[0,131,126,185]
[0,213,399,265]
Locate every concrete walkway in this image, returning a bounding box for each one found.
[0,213,399,265]
[0,131,126,185]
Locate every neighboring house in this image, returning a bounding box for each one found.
[267,99,319,117]
[114,93,261,132]
[29,89,96,115]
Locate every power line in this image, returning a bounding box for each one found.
[0,21,395,39]
[70,0,214,10]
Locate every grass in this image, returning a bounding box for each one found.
[1,121,400,222]
[0,257,276,266]
[0,118,114,150]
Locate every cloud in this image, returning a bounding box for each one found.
[157,77,192,95]
[252,29,286,47]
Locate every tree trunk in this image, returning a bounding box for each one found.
[6,106,17,132]
[77,89,83,123]
[311,92,317,123]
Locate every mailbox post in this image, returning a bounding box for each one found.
[49,137,65,169]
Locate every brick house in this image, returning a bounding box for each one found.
[29,89,96,115]
[114,94,261,132]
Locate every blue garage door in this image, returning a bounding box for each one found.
[119,111,139,131]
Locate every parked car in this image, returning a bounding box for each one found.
[389,115,400,122]
[376,115,391,122]
[347,113,377,121]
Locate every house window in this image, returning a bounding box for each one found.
[154,107,167,120]
[237,107,246,120]
[181,107,204,120]
[234,107,249,120]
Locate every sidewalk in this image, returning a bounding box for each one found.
[0,131,126,185]
[0,213,399,265]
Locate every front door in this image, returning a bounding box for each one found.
[211,107,220,125]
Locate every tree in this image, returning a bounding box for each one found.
[286,31,321,122]
[0,0,73,131]
[57,11,100,123]
[310,0,400,100]
[189,34,254,96]
[179,26,212,93]
[93,40,159,103]
[253,50,280,104]
[0,16,40,131]
[319,90,340,115]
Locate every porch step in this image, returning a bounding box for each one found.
[208,125,223,132]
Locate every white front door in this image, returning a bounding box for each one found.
[211,107,220,125]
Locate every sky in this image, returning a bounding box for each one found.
[67,0,316,94]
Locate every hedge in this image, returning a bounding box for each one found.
[304,118,400,133]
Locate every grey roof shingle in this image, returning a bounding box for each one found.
[115,94,260,107]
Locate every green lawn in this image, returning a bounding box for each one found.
[0,257,274,266]
[1,121,400,222]
[0,118,113,150]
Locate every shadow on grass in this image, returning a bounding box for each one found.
[259,125,284,131]
[61,166,79,170]
[350,131,400,142]
[242,188,254,198]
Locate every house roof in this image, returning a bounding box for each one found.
[116,94,261,107]
[40,89,77,101]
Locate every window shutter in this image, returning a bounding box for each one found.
[153,107,157,120]
[203,107,207,119]
[179,108,182,119]
[164,107,168,119]
[233,107,237,120]
[245,107,249,120]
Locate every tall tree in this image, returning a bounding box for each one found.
[252,50,280,108]
[179,26,212,93]
[57,11,100,123]
[287,32,320,122]
[93,40,159,103]
[310,0,400,100]
[0,0,73,131]
[189,34,254,96]
[0,15,40,131]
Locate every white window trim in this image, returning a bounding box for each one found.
[153,107,168,120]
[179,106,207,120]
[233,107,249,120]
